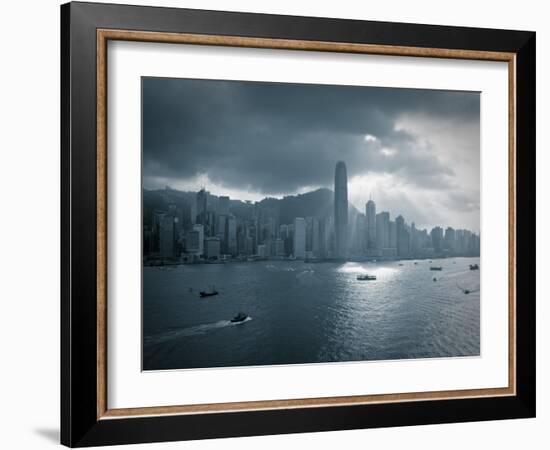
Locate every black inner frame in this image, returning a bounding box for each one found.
[61,2,536,447]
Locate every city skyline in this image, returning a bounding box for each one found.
[143,159,480,264]
[143,182,480,237]
[143,77,480,232]
[145,182,480,235]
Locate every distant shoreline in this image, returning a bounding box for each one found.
[143,254,480,268]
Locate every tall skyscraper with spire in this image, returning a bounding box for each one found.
[334,161,348,259]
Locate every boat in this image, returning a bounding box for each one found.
[469,264,480,270]
[457,283,479,295]
[230,312,248,323]
[430,266,443,271]
[199,287,219,297]
[398,263,404,266]
[357,274,377,281]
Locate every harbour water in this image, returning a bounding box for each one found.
[143,257,480,370]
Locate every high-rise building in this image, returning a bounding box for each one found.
[321,216,334,258]
[376,211,390,249]
[238,222,255,256]
[189,201,197,225]
[286,223,295,256]
[245,236,254,255]
[431,226,444,252]
[202,211,216,237]
[389,220,397,249]
[196,188,208,223]
[204,237,221,260]
[274,238,286,257]
[305,217,314,252]
[226,215,237,255]
[217,215,228,252]
[334,161,348,259]
[185,224,204,257]
[365,199,376,250]
[159,214,176,258]
[410,222,418,254]
[218,196,230,215]
[257,244,268,258]
[279,224,291,256]
[167,203,183,235]
[311,217,321,257]
[355,213,367,255]
[420,228,430,250]
[151,211,165,254]
[293,217,306,259]
[444,227,456,251]
[395,215,409,256]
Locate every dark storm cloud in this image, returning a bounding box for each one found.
[142,77,479,195]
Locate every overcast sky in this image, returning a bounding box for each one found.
[143,77,480,232]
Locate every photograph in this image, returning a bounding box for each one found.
[141,77,482,371]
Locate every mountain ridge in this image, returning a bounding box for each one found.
[143,187,361,227]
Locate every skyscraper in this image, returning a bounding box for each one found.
[185,224,204,257]
[355,213,367,255]
[226,214,237,255]
[334,161,348,259]
[293,217,306,259]
[217,214,227,253]
[444,227,456,251]
[196,188,208,223]
[376,211,390,249]
[395,215,409,257]
[311,217,321,257]
[322,216,334,258]
[159,214,176,258]
[389,220,397,249]
[204,237,221,260]
[218,195,230,215]
[365,199,376,250]
[431,226,444,252]
[410,222,418,254]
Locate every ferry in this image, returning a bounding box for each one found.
[357,274,377,281]
[457,283,479,295]
[199,287,219,298]
[231,312,249,323]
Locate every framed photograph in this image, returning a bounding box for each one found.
[61,2,535,447]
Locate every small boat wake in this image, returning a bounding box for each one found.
[144,317,252,345]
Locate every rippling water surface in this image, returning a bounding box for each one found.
[143,257,480,370]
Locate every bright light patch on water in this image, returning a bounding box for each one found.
[337,263,398,279]
[337,262,368,274]
[369,267,399,279]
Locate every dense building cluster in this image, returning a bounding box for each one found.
[143,162,480,264]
